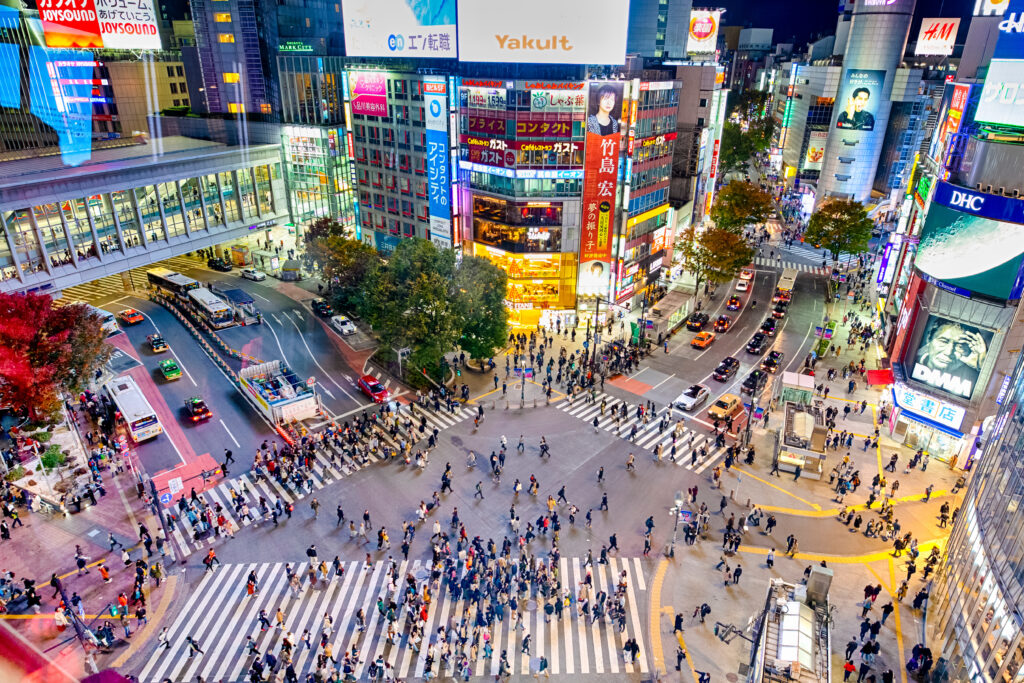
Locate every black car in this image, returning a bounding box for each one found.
[712,356,740,381]
[685,312,710,331]
[761,350,785,374]
[741,369,768,395]
[713,315,732,333]
[760,317,777,336]
[311,298,333,317]
[746,333,767,354]
[772,302,789,319]
[726,296,742,311]
[207,257,232,272]
[184,396,213,422]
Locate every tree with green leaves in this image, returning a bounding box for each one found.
[805,199,874,262]
[454,255,509,369]
[717,121,756,177]
[0,293,113,423]
[678,226,757,296]
[312,236,382,316]
[710,180,774,233]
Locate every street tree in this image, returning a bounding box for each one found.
[453,254,509,368]
[717,121,755,176]
[710,180,774,233]
[679,226,757,296]
[309,235,382,316]
[804,199,874,262]
[0,293,112,423]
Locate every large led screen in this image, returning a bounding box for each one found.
[457,0,629,64]
[916,201,1024,301]
[341,0,457,58]
[909,314,994,400]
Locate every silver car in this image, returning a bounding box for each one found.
[241,268,266,281]
[675,384,710,412]
[330,315,357,336]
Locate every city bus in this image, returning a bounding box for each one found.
[103,375,163,442]
[147,267,200,299]
[773,268,798,303]
[84,304,120,336]
[187,287,235,328]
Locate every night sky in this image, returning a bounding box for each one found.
[716,0,979,47]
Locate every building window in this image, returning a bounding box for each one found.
[176,66,184,77]
[173,99,180,106]
[170,82,178,94]
[218,33,235,43]
[260,103,271,114]
[183,99,189,107]
[223,72,240,83]
[228,102,245,113]
[166,66,174,78]
[305,17,311,27]
[214,12,231,22]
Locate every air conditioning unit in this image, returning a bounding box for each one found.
[1012,189,1020,198]
[977,183,984,191]
[986,184,993,193]
[998,187,1006,196]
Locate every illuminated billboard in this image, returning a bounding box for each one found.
[915,18,960,56]
[975,59,1024,128]
[457,0,629,64]
[424,77,451,249]
[348,72,388,117]
[341,0,456,58]
[836,69,885,132]
[803,130,827,170]
[916,200,1024,301]
[578,81,625,297]
[686,10,720,54]
[909,314,993,400]
[38,0,161,49]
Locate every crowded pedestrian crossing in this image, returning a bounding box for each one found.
[555,392,730,474]
[137,556,650,682]
[164,402,474,560]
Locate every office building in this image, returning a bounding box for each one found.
[626,0,693,60]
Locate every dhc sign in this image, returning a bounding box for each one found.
[933,181,1024,224]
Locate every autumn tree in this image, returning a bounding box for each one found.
[710,180,774,233]
[805,199,874,262]
[678,226,757,296]
[0,293,112,422]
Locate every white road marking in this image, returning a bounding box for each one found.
[219,419,240,448]
[649,373,676,391]
[283,312,359,403]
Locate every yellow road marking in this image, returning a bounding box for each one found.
[737,537,947,565]
[757,490,950,518]
[649,558,669,674]
[57,545,145,581]
[110,575,177,668]
[732,467,821,510]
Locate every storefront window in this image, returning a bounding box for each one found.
[474,219,561,253]
[135,186,167,242]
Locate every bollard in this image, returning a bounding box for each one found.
[505,400,510,411]
[533,399,537,408]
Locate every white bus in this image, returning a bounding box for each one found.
[147,267,200,299]
[104,375,163,442]
[187,287,235,328]
[84,304,120,336]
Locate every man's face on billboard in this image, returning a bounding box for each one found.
[925,324,962,370]
[853,91,870,112]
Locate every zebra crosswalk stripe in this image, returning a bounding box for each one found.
[554,391,730,473]
[136,557,650,682]
[165,403,471,559]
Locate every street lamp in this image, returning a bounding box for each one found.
[520,358,526,405]
[669,490,685,558]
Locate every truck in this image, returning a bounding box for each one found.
[773,268,798,303]
[239,360,321,425]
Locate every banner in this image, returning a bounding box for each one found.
[909,314,994,400]
[341,0,456,58]
[38,0,161,49]
[424,78,452,249]
[915,18,960,56]
[686,10,720,54]
[578,81,625,297]
[349,72,388,117]
[835,69,885,132]
[803,131,827,170]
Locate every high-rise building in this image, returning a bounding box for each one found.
[626,0,692,60]
[817,0,916,204]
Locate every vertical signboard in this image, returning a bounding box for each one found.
[835,69,885,132]
[579,82,625,297]
[425,77,452,249]
[686,10,721,54]
[704,138,720,215]
[915,18,960,56]
[803,130,827,170]
[349,72,388,117]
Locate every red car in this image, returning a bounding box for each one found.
[357,375,390,403]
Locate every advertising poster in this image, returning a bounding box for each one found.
[910,314,994,400]
[38,0,161,49]
[424,77,452,249]
[686,10,720,54]
[975,59,1024,128]
[341,0,456,58]
[916,200,1024,301]
[578,81,625,297]
[349,72,388,117]
[835,69,885,132]
[915,18,960,56]
[803,130,827,170]
[457,0,629,64]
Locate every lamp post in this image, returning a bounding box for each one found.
[520,358,526,405]
[744,397,759,448]
[669,490,685,558]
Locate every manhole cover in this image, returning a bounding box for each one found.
[451,436,463,447]
[726,674,739,682]
[526,600,537,611]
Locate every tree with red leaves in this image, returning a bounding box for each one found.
[0,293,112,423]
